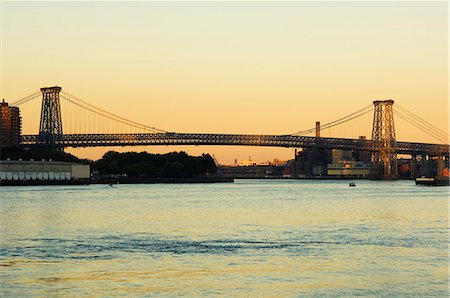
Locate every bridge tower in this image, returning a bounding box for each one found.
[38,86,63,150]
[371,99,398,179]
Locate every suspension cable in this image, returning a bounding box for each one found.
[394,110,448,143]
[394,108,449,141]
[320,106,373,131]
[60,90,167,133]
[60,95,165,133]
[394,112,447,144]
[394,110,448,144]
[292,104,373,136]
[396,104,449,137]
[10,91,42,106]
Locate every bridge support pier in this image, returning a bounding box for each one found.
[410,155,417,179]
[437,155,445,177]
[421,154,431,177]
[371,100,398,179]
[37,86,64,151]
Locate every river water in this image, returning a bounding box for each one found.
[0,179,448,296]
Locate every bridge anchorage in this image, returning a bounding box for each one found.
[38,86,63,151]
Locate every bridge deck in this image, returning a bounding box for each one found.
[21,133,449,156]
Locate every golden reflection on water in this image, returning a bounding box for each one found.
[0,180,448,296]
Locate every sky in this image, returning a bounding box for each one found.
[1,1,448,164]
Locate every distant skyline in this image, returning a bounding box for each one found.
[1,1,448,163]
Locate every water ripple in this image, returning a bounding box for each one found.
[1,230,441,261]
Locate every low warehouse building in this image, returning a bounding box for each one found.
[0,160,90,184]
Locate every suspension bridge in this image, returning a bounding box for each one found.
[9,86,450,179]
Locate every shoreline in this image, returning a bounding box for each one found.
[95,177,234,185]
[0,176,424,186]
[0,177,234,186]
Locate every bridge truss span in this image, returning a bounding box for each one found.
[20,133,449,156]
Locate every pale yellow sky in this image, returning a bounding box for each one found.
[1,1,448,163]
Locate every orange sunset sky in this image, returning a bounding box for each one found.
[1,1,448,164]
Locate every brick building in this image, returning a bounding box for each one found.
[0,99,22,147]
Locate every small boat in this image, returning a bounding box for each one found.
[108,182,114,187]
[416,176,449,186]
[415,176,434,186]
[349,182,356,187]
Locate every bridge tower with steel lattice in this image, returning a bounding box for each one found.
[38,86,64,150]
[371,99,398,179]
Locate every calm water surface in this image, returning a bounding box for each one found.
[1,179,448,296]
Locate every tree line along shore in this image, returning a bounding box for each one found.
[1,147,218,181]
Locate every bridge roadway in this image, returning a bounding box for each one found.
[21,133,449,156]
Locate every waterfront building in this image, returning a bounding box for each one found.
[219,165,284,178]
[0,160,90,182]
[327,161,371,178]
[0,99,21,148]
